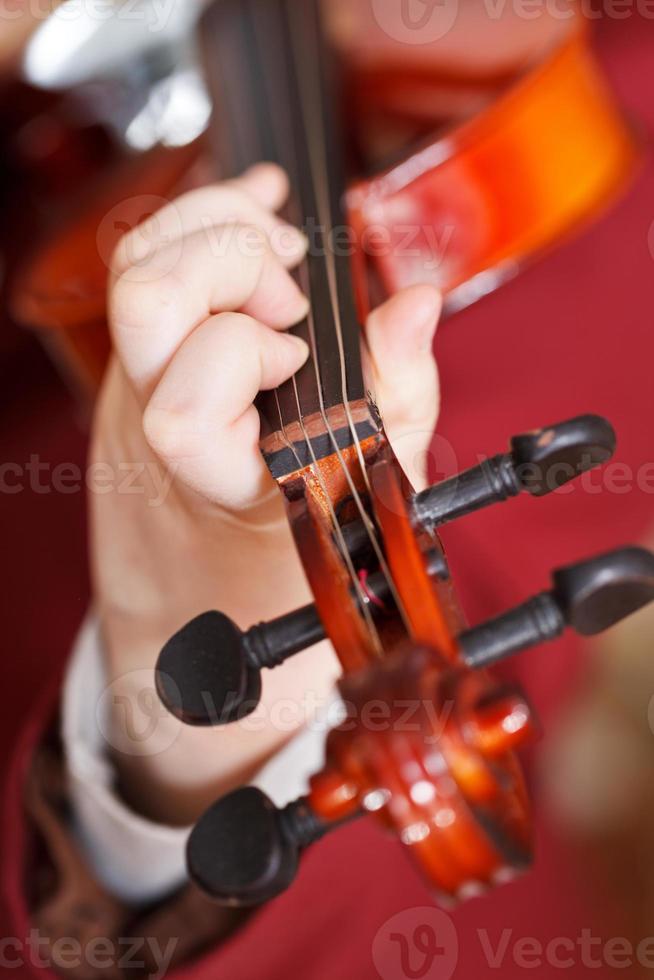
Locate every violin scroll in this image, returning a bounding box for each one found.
[187,648,536,906]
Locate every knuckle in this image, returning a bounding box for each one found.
[108,205,177,277]
[210,313,262,373]
[142,404,203,461]
[268,333,296,375]
[217,186,251,212]
[184,184,250,220]
[213,311,259,346]
[110,236,129,276]
[234,221,269,253]
[208,223,269,289]
[110,268,184,334]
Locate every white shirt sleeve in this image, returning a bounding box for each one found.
[61,614,334,906]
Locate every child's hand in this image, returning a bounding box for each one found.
[92,164,441,824]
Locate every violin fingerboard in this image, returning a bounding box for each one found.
[200,0,378,481]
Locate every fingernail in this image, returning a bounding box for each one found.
[250,254,311,328]
[245,161,282,179]
[272,224,309,262]
[280,332,310,358]
[288,292,311,325]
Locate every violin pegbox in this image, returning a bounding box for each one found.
[157,414,623,721]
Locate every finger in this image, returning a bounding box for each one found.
[112,164,305,278]
[231,163,289,210]
[142,313,309,510]
[110,225,309,398]
[364,284,441,489]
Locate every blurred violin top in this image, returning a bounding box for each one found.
[7,1,637,397]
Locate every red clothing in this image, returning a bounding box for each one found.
[2,17,654,980]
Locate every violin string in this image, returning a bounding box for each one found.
[288,0,412,633]
[296,249,411,640]
[273,388,304,473]
[280,41,388,649]
[214,10,306,496]
[249,1,382,649]
[273,304,382,653]
[271,306,381,653]
[290,371,383,653]
[273,331,371,635]
[276,368,374,644]
[248,4,338,511]
[294,267,384,654]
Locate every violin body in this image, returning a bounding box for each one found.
[347,24,636,311]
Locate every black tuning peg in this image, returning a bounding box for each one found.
[157,550,443,726]
[461,546,654,669]
[156,604,324,726]
[187,787,331,906]
[155,568,402,726]
[412,414,615,529]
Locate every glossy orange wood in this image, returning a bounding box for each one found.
[308,647,534,900]
[371,456,460,662]
[299,447,534,898]
[287,483,378,674]
[11,140,202,397]
[309,769,360,823]
[348,21,637,313]
[278,431,408,673]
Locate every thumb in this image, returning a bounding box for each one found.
[364,285,442,490]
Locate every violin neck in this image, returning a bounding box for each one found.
[200,0,379,480]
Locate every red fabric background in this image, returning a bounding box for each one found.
[1,16,653,980]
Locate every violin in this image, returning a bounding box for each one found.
[147,0,654,908]
[10,1,636,396]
